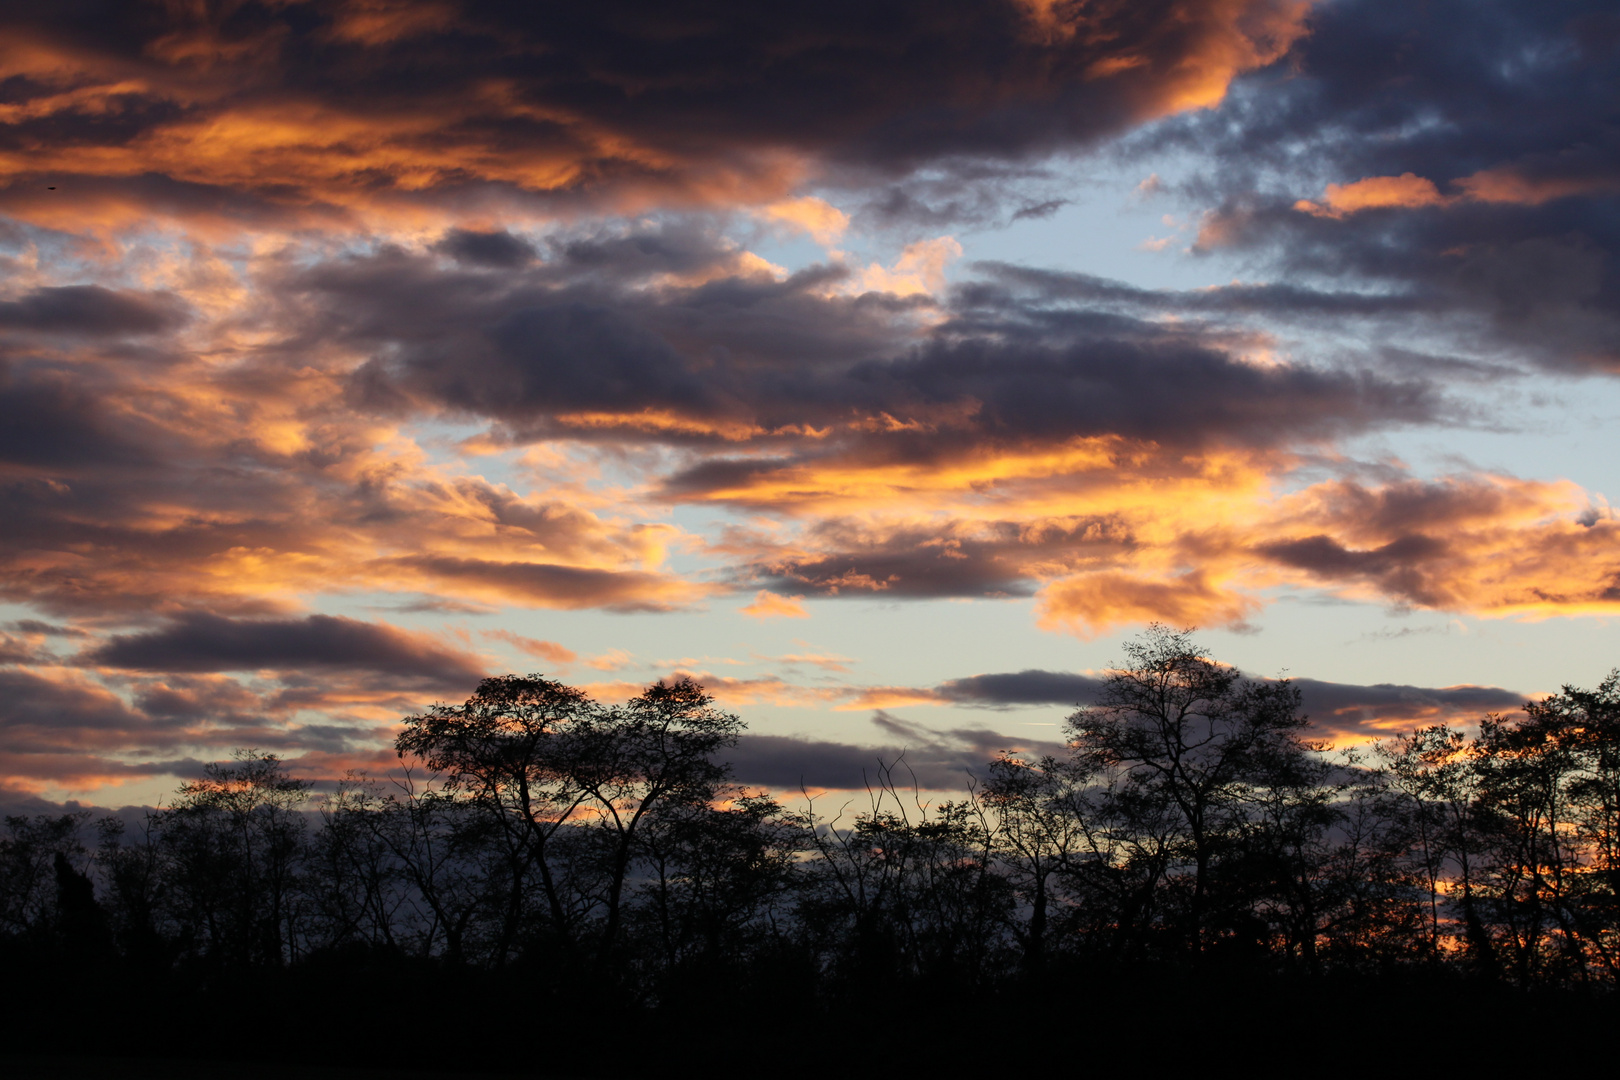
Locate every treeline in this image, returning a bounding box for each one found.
[2,628,1616,1068]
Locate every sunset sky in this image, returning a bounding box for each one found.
[4,0,1618,807]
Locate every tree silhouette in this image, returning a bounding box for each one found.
[981,753,1084,974]
[1064,625,1312,956]
[159,750,311,967]
[395,673,742,965]
[396,673,604,962]
[3,649,1618,1076]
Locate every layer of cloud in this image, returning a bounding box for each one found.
[319,230,1437,458]
[0,291,704,616]
[727,711,1068,792]
[0,0,1308,232]
[88,612,486,689]
[0,216,1495,637]
[869,666,1527,743]
[719,663,1527,790]
[4,216,1612,663]
[0,650,444,796]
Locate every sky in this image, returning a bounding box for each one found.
[3,0,1619,808]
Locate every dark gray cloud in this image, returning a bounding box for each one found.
[5,620,88,638]
[0,788,141,819]
[849,164,1073,232]
[0,362,156,468]
[903,665,1528,739]
[726,712,1066,791]
[0,667,162,753]
[849,326,1435,450]
[1157,0,1620,371]
[1291,678,1527,728]
[0,643,429,794]
[0,0,1303,220]
[753,515,1133,599]
[720,665,1527,790]
[124,673,271,726]
[938,669,1104,706]
[0,656,386,789]
[970,264,1445,321]
[1258,535,1453,607]
[726,733,908,790]
[0,633,43,666]
[434,229,537,269]
[0,286,187,336]
[390,556,695,613]
[302,230,1439,472]
[88,612,486,689]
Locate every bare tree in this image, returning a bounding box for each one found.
[1373,724,1497,974]
[158,750,311,966]
[980,753,1086,973]
[1064,625,1312,955]
[569,677,742,963]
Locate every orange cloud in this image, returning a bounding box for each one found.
[481,630,577,666]
[1260,476,1620,619]
[1452,166,1619,206]
[10,286,1607,645]
[838,686,952,711]
[324,0,458,46]
[740,590,810,619]
[850,237,963,298]
[776,650,855,672]
[1037,570,1260,638]
[575,672,839,710]
[723,456,1620,637]
[758,197,849,245]
[1294,173,1449,217]
[1296,165,1618,219]
[1017,0,1310,115]
[1148,0,1313,113]
[586,649,636,672]
[0,372,713,615]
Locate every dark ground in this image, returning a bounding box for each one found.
[0,1060,556,1080]
[1,955,1605,1077]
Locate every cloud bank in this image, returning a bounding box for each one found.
[1,0,1613,799]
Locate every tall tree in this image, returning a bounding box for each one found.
[0,813,90,942]
[1064,625,1311,955]
[396,674,742,966]
[396,674,601,962]
[981,753,1085,974]
[1373,724,1498,975]
[159,750,311,967]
